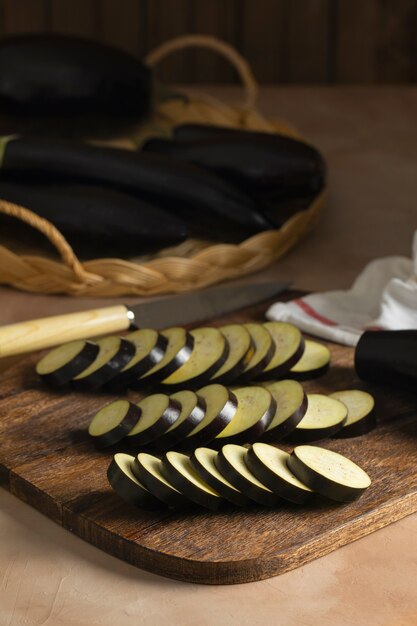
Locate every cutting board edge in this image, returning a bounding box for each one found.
[57,491,417,585]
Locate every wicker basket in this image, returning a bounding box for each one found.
[0,35,325,297]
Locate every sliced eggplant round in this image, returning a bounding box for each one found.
[126,394,181,447]
[72,336,135,390]
[88,400,141,449]
[289,394,348,442]
[156,390,206,450]
[215,444,278,506]
[330,390,376,438]
[132,452,188,508]
[241,323,276,380]
[106,329,168,390]
[134,327,194,387]
[288,445,371,502]
[161,327,229,389]
[262,380,308,441]
[246,443,314,504]
[184,384,238,448]
[290,339,331,380]
[107,453,162,510]
[215,386,275,444]
[190,447,249,506]
[161,451,223,510]
[36,339,99,387]
[256,322,305,380]
[210,324,254,384]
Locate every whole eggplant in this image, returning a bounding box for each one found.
[0,180,188,258]
[0,137,273,235]
[0,34,152,137]
[144,131,325,198]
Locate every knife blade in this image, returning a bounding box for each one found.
[0,280,289,358]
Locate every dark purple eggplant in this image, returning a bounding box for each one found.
[355,330,417,393]
[0,137,273,235]
[0,180,188,258]
[143,134,325,199]
[0,34,152,137]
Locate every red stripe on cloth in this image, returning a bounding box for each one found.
[294,299,338,327]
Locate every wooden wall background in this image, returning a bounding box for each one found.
[0,0,416,84]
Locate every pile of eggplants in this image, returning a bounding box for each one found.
[0,34,326,256]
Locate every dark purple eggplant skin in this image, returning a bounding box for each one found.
[166,123,326,190]
[144,135,325,199]
[0,180,188,258]
[1,137,273,234]
[355,330,417,393]
[0,34,151,120]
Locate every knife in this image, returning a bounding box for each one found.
[0,281,289,358]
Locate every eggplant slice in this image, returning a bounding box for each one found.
[256,322,304,380]
[289,394,348,442]
[156,390,206,450]
[161,451,223,511]
[190,447,249,507]
[107,329,168,390]
[288,445,371,502]
[246,443,314,504]
[161,327,229,389]
[184,384,238,448]
[134,327,194,387]
[88,400,141,449]
[215,444,278,507]
[290,340,331,380]
[107,453,162,510]
[72,336,135,390]
[330,390,376,438]
[132,452,188,508]
[126,394,181,447]
[241,323,276,380]
[36,339,99,387]
[211,324,254,385]
[262,380,308,441]
[215,386,276,445]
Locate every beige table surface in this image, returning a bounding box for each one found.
[0,86,416,626]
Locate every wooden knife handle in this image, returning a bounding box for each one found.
[0,305,132,358]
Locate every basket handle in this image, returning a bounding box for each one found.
[0,199,100,283]
[145,34,258,112]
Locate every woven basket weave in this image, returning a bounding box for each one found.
[0,35,325,297]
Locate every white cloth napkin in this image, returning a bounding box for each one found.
[266,232,417,347]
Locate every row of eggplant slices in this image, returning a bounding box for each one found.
[107,443,372,512]
[88,382,376,451]
[36,322,328,392]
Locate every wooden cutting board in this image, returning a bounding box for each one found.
[0,300,416,585]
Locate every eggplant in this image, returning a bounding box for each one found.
[355,330,417,393]
[0,137,273,235]
[0,179,187,258]
[288,445,371,503]
[161,451,223,511]
[144,124,326,197]
[0,34,152,137]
